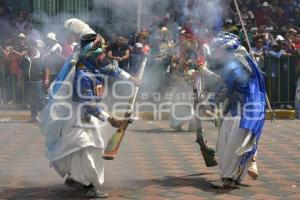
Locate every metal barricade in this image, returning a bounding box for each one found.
[263,55,300,108]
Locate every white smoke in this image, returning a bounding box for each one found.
[91,0,173,37]
[0,0,229,107]
[89,0,228,97]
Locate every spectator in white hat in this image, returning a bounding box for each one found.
[45,32,62,54]
[276,35,285,42]
[262,1,269,7]
[129,42,145,75]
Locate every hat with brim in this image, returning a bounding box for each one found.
[262,1,269,7]
[17,33,26,39]
[276,35,285,41]
[80,33,97,48]
[47,32,58,42]
[135,43,143,48]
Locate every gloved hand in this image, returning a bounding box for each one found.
[108,117,126,128]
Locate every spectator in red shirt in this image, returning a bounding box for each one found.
[254,2,274,27]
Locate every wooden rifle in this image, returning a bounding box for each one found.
[103,57,147,160]
[193,78,218,167]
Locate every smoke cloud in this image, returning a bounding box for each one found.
[0,0,229,109]
[90,0,173,37]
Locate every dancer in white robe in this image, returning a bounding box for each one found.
[40,27,139,198]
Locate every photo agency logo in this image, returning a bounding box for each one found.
[48,79,265,126]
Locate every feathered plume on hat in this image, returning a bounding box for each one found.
[64,18,106,48]
[64,18,96,36]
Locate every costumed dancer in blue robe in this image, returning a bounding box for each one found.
[210,32,266,188]
[39,20,139,198]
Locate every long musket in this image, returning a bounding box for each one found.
[193,73,218,167]
[103,57,147,160]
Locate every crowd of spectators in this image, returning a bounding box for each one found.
[224,0,300,108]
[0,0,300,117]
[0,3,69,121]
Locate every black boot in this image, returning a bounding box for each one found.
[64,177,84,190]
[82,184,109,199]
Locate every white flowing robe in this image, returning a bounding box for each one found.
[39,66,105,189]
[217,112,256,182]
[51,114,105,189]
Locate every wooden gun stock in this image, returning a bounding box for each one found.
[102,125,128,160]
[103,58,147,160]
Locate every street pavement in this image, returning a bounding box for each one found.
[0,119,299,200]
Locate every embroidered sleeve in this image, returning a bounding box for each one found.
[77,76,106,121]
